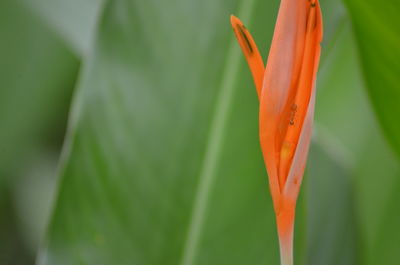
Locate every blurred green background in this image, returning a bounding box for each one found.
[1,0,400,264]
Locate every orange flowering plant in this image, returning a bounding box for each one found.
[231,0,323,264]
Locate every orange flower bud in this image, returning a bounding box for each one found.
[231,1,323,264]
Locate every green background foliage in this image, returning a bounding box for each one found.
[1,0,399,264]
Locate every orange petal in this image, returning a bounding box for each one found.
[284,0,323,200]
[259,0,308,212]
[230,15,265,97]
[277,0,322,193]
[283,85,316,201]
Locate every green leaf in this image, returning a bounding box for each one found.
[38,0,360,264]
[0,0,79,262]
[0,0,78,181]
[371,175,400,265]
[19,0,105,56]
[305,141,359,265]
[0,187,33,264]
[38,1,281,264]
[352,129,400,265]
[315,10,400,265]
[308,17,362,265]
[343,0,400,158]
